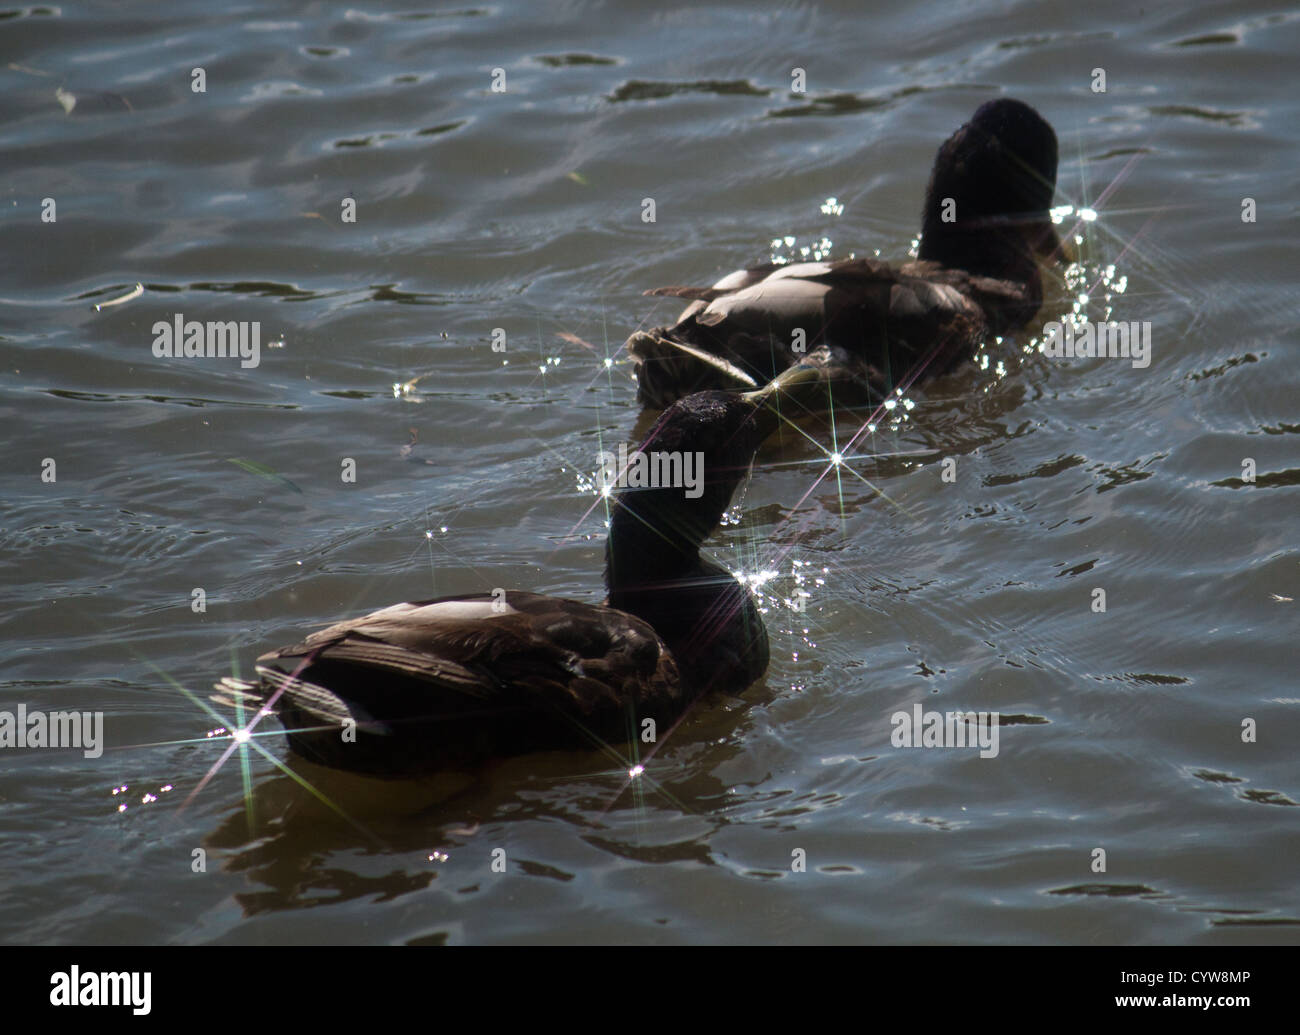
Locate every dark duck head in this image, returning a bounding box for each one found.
[214,362,824,776]
[627,97,1065,409]
[917,97,1062,298]
[603,379,794,694]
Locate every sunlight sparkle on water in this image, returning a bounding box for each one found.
[734,568,779,591]
[770,233,834,264]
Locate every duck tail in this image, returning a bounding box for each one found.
[211,675,267,711]
[628,330,757,408]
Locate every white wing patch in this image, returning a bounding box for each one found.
[362,599,519,624]
[711,268,759,291]
[766,262,834,281]
[703,276,832,325]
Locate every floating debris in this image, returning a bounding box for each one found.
[94,283,143,311]
[227,457,303,494]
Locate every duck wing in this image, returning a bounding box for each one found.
[252,591,682,772]
[685,258,984,348]
[632,258,1022,406]
[643,262,784,304]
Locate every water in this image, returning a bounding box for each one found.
[2,0,1297,945]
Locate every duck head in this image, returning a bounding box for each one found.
[602,360,822,689]
[604,360,821,592]
[918,98,1063,282]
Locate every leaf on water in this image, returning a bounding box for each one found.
[94,282,144,311]
[227,457,303,494]
[566,171,589,185]
[556,331,596,351]
[393,373,427,398]
[55,87,76,114]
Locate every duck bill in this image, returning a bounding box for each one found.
[741,359,829,434]
[742,359,827,409]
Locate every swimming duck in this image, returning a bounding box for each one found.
[628,98,1064,409]
[215,360,825,776]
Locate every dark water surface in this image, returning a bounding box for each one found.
[2,0,1297,944]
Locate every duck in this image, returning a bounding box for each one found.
[628,97,1065,409]
[214,359,827,776]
